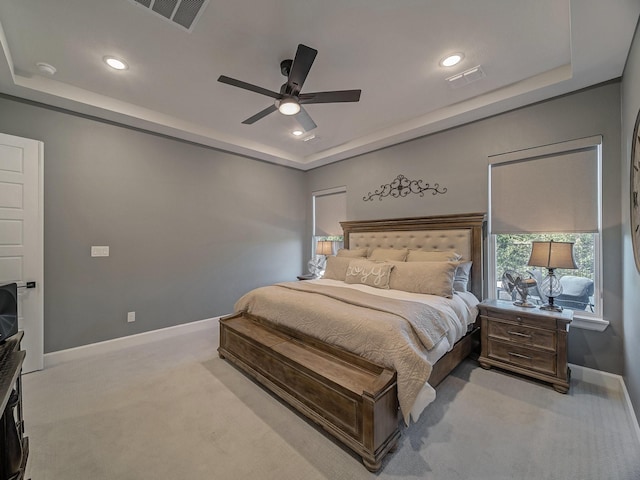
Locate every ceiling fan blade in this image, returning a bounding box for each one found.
[242,104,278,124]
[218,75,281,99]
[295,107,317,132]
[299,89,361,104]
[287,44,317,95]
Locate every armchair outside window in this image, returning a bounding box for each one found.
[527,269,594,312]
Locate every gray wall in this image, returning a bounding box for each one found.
[621,23,640,416]
[307,82,623,374]
[0,95,306,352]
[0,79,627,379]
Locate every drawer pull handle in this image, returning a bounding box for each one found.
[508,331,532,339]
[508,352,531,360]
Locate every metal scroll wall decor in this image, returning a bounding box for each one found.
[363,174,447,202]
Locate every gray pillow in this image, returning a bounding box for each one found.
[336,248,368,258]
[453,261,473,292]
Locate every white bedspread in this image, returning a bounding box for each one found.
[234,279,479,424]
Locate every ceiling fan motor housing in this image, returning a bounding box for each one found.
[280,59,293,77]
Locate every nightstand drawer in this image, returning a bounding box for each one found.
[487,339,557,376]
[487,320,556,352]
[479,300,572,393]
[482,308,557,330]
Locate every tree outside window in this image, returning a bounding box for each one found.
[495,233,597,313]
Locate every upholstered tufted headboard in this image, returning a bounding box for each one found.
[341,213,486,299]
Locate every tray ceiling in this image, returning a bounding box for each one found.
[0,0,638,170]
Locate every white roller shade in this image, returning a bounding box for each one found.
[489,137,600,234]
[314,190,346,236]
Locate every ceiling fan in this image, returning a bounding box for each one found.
[217,44,361,132]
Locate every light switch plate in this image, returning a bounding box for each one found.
[91,246,110,257]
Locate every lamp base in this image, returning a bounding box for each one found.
[513,300,536,308]
[539,303,563,312]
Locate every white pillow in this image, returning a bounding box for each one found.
[345,259,394,289]
[322,256,352,281]
[368,248,408,261]
[336,248,368,258]
[406,250,462,262]
[388,261,457,298]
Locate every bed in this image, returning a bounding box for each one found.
[218,213,485,471]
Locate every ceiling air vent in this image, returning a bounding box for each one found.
[446,65,486,89]
[129,0,210,32]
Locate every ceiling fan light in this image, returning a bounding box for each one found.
[278,98,300,115]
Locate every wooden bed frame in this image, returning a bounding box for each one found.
[218,213,486,471]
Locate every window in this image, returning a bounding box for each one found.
[310,187,346,274]
[488,136,603,322]
[494,233,597,312]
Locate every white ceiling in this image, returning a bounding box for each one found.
[0,0,638,170]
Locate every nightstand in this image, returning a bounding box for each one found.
[478,299,573,393]
[296,274,316,281]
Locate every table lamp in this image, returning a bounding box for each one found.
[308,240,334,277]
[527,240,577,312]
[316,240,334,257]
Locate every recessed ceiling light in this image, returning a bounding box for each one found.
[440,53,464,67]
[103,56,128,71]
[36,62,56,75]
[292,130,304,136]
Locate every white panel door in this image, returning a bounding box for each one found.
[0,133,43,373]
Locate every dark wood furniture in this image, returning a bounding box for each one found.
[478,299,573,393]
[296,274,315,281]
[219,213,486,471]
[0,332,28,480]
[219,312,400,471]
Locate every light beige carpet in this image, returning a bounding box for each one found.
[22,325,640,480]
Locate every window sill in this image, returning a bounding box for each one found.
[570,315,609,332]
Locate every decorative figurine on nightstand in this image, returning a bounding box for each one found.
[501,270,536,308]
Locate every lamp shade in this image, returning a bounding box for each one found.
[527,241,577,269]
[315,240,334,256]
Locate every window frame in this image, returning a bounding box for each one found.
[311,186,346,272]
[487,137,607,330]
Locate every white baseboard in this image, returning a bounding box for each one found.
[44,316,224,368]
[570,363,640,446]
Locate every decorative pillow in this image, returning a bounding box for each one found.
[406,250,462,262]
[368,248,408,261]
[322,256,352,281]
[345,259,394,289]
[453,261,473,292]
[336,248,368,258]
[388,261,457,298]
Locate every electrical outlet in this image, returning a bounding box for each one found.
[91,246,110,257]
[127,311,135,323]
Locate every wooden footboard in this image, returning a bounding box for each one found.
[218,312,480,471]
[218,312,401,472]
